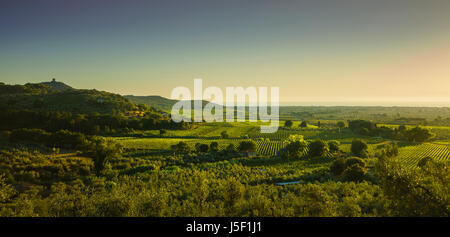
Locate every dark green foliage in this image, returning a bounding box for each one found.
[237,141,256,153]
[0,149,93,183]
[300,121,307,128]
[378,143,399,158]
[0,82,133,114]
[0,109,188,135]
[376,158,450,216]
[341,164,368,182]
[225,143,236,154]
[223,178,245,210]
[280,141,308,160]
[284,120,293,128]
[220,131,229,139]
[170,142,191,154]
[124,95,212,112]
[348,120,435,142]
[348,120,378,135]
[81,137,122,175]
[119,165,156,176]
[417,156,433,167]
[0,82,53,94]
[33,98,44,108]
[8,128,87,149]
[351,139,369,158]
[195,143,209,153]
[0,82,191,135]
[330,157,367,182]
[0,174,16,203]
[404,126,435,142]
[328,140,340,153]
[308,140,329,157]
[336,121,345,129]
[330,158,346,177]
[209,142,219,152]
[345,157,366,168]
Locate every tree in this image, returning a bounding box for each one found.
[195,143,209,153]
[282,141,308,159]
[220,131,229,139]
[336,121,345,132]
[81,137,122,175]
[328,140,340,153]
[330,157,367,182]
[171,141,190,154]
[376,157,450,216]
[342,164,367,182]
[398,125,407,133]
[237,141,256,153]
[308,140,329,157]
[280,135,308,160]
[331,157,367,180]
[225,143,236,154]
[348,120,377,136]
[417,156,433,168]
[351,139,368,158]
[300,121,307,128]
[284,120,293,128]
[209,142,219,152]
[223,178,245,210]
[404,126,435,142]
[378,143,398,158]
[345,157,366,168]
[330,158,347,176]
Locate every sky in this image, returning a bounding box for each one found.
[1,0,450,106]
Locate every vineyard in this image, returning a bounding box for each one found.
[397,143,450,168]
[248,129,322,140]
[255,140,286,156]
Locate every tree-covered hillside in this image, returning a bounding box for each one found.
[0,81,135,114]
[125,95,212,112]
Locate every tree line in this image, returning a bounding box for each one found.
[348,119,434,142]
[0,109,190,135]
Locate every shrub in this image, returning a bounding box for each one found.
[221,131,229,139]
[280,140,308,160]
[284,120,293,128]
[195,143,209,153]
[225,143,236,153]
[330,157,367,181]
[237,141,256,153]
[417,156,433,168]
[342,164,368,182]
[328,140,340,153]
[170,141,190,154]
[308,140,329,157]
[345,157,366,168]
[209,142,219,152]
[330,158,347,177]
[351,139,369,158]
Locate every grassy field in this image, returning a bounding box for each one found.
[113,122,450,171]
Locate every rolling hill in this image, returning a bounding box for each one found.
[0,80,136,114]
[124,95,213,112]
